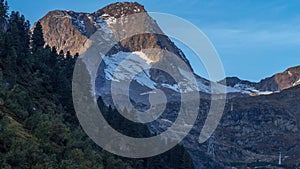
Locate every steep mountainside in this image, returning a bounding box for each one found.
[38,10,93,55]
[178,85,300,168]
[37,2,188,64]
[258,65,300,91]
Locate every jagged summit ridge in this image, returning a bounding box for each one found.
[220,65,300,94]
[93,2,146,18]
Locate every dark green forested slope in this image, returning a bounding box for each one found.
[0,1,194,168]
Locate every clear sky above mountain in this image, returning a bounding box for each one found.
[8,0,300,82]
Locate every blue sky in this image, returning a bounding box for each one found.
[8,0,300,82]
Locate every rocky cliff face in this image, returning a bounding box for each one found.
[38,10,93,55]
[258,65,300,91]
[37,2,147,55]
[215,87,300,166]
[180,85,300,168]
[37,2,188,65]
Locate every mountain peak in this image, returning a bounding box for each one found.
[94,2,146,18]
[37,2,191,63]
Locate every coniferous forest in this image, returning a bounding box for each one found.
[0,1,194,168]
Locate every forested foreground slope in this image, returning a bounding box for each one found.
[0,1,194,168]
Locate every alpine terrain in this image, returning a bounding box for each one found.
[35,2,300,168]
[1,1,300,168]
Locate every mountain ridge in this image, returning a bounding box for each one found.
[220,65,300,94]
[36,2,300,97]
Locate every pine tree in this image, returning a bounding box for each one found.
[0,0,8,32]
[2,44,17,86]
[2,11,31,86]
[0,0,6,77]
[0,1,7,69]
[31,21,44,51]
[181,151,194,169]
